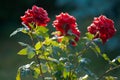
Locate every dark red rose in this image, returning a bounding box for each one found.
[53,13,81,46]
[21,5,50,29]
[87,15,116,43]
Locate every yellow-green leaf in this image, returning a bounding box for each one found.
[33,67,40,79]
[86,32,94,40]
[16,69,21,80]
[117,57,120,63]
[35,41,42,50]
[17,48,27,55]
[102,53,110,61]
[44,38,52,45]
[105,76,117,80]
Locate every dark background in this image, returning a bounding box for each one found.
[0,0,120,80]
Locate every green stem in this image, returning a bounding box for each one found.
[36,55,44,80]
[44,56,55,80]
[29,32,44,80]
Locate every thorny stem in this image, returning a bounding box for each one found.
[97,64,120,80]
[29,32,44,80]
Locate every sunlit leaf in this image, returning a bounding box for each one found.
[86,32,94,40]
[63,69,69,78]
[44,51,50,56]
[35,41,42,50]
[33,67,40,79]
[16,69,21,80]
[58,43,67,50]
[17,48,27,55]
[102,53,110,61]
[36,26,48,33]
[51,41,59,47]
[35,26,49,37]
[44,38,52,45]
[105,76,117,80]
[51,31,61,35]
[17,46,35,59]
[117,57,120,63]
[38,55,45,60]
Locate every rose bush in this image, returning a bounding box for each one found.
[11,5,119,80]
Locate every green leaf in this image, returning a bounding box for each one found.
[105,76,117,80]
[27,46,35,59]
[36,26,48,33]
[21,28,28,34]
[63,69,69,78]
[33,67,40,79]
[35,41,42,50]
[44,38,52,45]
[17,48,27,55]
[51,41,59,46]
[51,31,61,35]
[16,69,21,80]
[27,50,35,59]
[35,26,49,37]
[47,57,59,63]
[86,32,94,40]
[102,53,110,61]
[90,42,101,55]
[10,28,26,37]
[18,46,35,59]
[18,42,28,47]
[117,57,120,63]
[41,63,48,73]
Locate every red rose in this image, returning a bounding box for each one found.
[53,13,81,46]
[87,15,116,43]
[21,5,50,29]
